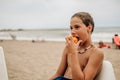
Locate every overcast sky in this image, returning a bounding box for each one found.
[0,0,120,29]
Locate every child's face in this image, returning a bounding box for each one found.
[70,17,91,43]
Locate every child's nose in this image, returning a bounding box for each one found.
[71,30,76,36]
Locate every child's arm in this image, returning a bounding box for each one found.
[83,49,104,80]
[66,36,84,80]
[49,47,68,80]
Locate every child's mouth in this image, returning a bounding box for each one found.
[76,36,80,41]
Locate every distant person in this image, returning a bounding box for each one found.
[49,12,104,80]
[98,41,111,48]
[32,37,45,43]
[113,34,120,49]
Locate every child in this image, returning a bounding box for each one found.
[49,12,104,80]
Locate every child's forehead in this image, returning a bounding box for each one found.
[71,17,83,23]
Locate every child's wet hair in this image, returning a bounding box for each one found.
[71,12,94,33]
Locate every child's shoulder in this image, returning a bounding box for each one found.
[91,46,104,58]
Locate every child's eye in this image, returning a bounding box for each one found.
[74,25,80,29]
[70,26,73,30]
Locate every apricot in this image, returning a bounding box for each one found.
[68,35,78,44]
[72,36,78,44]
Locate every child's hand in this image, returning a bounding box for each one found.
[65,35,82,54]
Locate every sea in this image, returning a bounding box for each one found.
[0,27,120,43]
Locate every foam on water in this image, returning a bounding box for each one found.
[0,27,120,42]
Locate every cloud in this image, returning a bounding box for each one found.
[0,0,120,29]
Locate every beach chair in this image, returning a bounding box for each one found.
[0,46,9,80]
[95,60,116,80]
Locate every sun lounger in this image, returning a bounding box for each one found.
[95,60,116,80]
[0,46,9,80]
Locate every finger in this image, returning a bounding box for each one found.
[65,37,70,44]
[77,40,83,46]
[69,36,74,43]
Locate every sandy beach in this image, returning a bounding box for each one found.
[0,40,120,80]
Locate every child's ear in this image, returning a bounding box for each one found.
[87,24,92,33]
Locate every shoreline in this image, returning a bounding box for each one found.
[1,27,120,43]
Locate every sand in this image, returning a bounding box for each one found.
[0,40,120,80]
